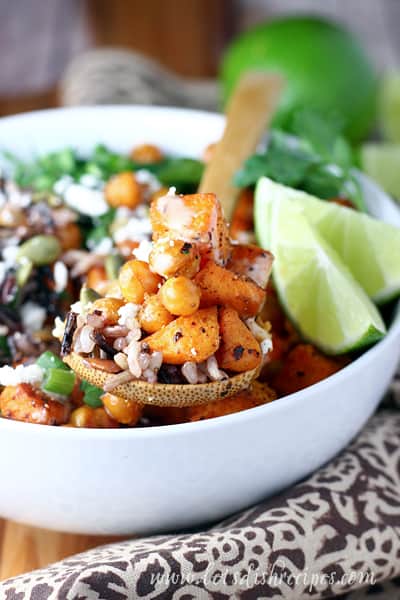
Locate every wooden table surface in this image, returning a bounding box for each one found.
[0,520,122,580]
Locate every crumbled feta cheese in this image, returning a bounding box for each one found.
[53,175,74,196]
[52,316,66,340]
[54,261,68,293]
[260,337,273,356]
[190,348,197,357]
[0,239,22,285]
[135,204,149,219]
[0,325,8,336]
[118,303,140,327]
[0,363,44,386]
[21,302,46,333]
[5,180,31,208]
[70,300,93,316]
[133,239,153,263]
[135,169,161,195]
[63,184,109,217]
[89,237,114,255]
[167,187,177,196]
[2,244,19,265]
[113,215,152,243]
[79,174,103,189]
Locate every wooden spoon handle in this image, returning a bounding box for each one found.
[198,72,284,220]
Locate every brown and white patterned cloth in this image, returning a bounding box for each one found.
[2,371,399,599]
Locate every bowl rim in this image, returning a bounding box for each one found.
[0,104,399,439]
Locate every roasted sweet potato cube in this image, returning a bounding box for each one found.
[228,244,273,289]
[217,307,261,372]
[194,261,266,318]
[150,192,230,265]
[0,384,70,425]
[146,307,219,364]
[272,344,344,396]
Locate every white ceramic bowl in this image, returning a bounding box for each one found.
[0,106,399,535]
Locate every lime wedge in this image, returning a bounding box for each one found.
[255,178,386,354]
[379,72,400,143]
[256,177,400,304]
[361,143,400,199]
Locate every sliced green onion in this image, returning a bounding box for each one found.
[80,380,104,408]
[43,368,76,396]
[37,351,68,372]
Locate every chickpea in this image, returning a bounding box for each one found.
[139,294,174,333]
[70,405,92,427]
[102,393,142,425]
[203,142,217,164]
[56,222,82,251]
[149,238,200,279]
[92,297,125,324]
[159,276,201,316]
[130,143,164,164]
[119,259,162,304]
[70,406,119,428]
[104,281,123,299]
[86,266,108,292]
[105,172,142,209]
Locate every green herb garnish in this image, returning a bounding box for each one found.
[234,109,365,211]
[80,379,104,408]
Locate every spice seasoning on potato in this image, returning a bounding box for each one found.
[217,307,262,372]
[195,261,266,318]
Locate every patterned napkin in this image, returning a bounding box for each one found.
[2,373,399,599]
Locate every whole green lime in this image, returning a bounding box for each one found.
[220,17,378,141]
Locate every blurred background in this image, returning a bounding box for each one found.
[0,0,399,116]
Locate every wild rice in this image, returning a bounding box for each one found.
[103,325,129,338]
[182,361,199,384]
[126,340,142,378]
[87,312,105,329]
[73,324,95,354]
[205,355,228,381]
[246,317,272,356]
[114,352,129,371]
[103,370,135,392]
[113,336,128,352]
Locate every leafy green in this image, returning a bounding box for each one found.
[156,158,204,193]
[84,144,136,180]
[234,108,365,211]
[3,148,78,191]
[235,132,318,188]
[80,379,104,408]
[2,145,204,196]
